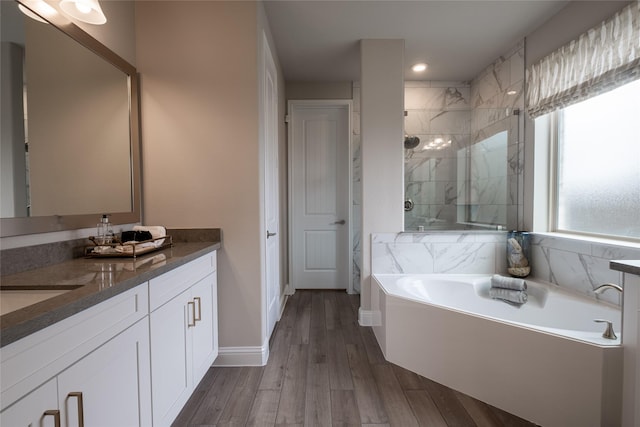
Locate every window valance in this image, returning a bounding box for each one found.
[526,2,640,119]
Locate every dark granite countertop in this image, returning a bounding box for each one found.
[610,260,640,276]
[1,239,221,347]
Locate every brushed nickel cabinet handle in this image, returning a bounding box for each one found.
[187,301,196,327]
[194,297,202,322]
[267,231,277,238]
[43,410,61,427]
[332,220,346,225]
[68,392,84,427]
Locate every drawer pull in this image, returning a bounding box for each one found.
[194,297,202,322]
[68,392,84,427]
[187,301,196,327]
[43,410,61,427]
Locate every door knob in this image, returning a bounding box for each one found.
[267,231,277,238]
[332,220,346,225]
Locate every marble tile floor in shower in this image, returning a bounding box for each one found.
[172,290,536,427]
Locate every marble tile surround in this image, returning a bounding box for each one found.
[531,234,640,306]
[372,231,507,275]
[371,231,640,307]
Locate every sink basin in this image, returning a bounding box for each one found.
[0,288,75,316]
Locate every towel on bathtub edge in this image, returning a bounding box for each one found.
[489,287,528,305]
[491,274,527,291]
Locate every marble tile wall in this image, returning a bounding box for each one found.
[531,234,640,306]
[470,40,525,230]
[352,82,361,292]
[372,231,507,275]
[404,81,471,231]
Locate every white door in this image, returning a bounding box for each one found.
[289,102,350,290]
[263,34,280,339]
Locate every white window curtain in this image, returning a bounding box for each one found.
[526,2,640,119]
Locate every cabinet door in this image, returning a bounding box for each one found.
[0,378,58,427]
[57,319,152,427]
[149,289,192,427]
[191,273,218,383]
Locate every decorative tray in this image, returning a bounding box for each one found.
[85,236,173,258]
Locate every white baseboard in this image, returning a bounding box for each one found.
[213,343,269,367]
[279,294,288,319]
[358,308,381,327]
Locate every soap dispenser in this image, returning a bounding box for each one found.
[97,214,114,245]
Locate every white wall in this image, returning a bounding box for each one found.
[360,39,405,312]
[136,1,284,356]
[525,0,633,67]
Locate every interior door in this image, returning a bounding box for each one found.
[290,102,350,289]
[263,34,280,339]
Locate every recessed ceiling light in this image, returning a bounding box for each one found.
[412,63,428,73]
[507,90,517,95]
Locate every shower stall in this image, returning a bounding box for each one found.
[404,41,524,232]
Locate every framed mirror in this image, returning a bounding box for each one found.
[1,0,141,237]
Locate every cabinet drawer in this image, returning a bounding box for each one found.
[1,284,148,410]
[149,251,216,312]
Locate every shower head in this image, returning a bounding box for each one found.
[404,136,420,149]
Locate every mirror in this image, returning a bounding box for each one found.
[0,0,140,236]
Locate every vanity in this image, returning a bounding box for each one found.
[1,3,221,425]
[0,238,221,427]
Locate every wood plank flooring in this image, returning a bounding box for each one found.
[172,290,537,427]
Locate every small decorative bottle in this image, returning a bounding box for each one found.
[506,231,531,277]
[97,214,114,245]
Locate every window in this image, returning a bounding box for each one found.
[553,78,640,240]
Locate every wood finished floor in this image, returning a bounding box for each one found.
[172,290,537,427]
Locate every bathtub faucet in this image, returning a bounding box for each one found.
[593,319,617,340]
[594,283,623,294]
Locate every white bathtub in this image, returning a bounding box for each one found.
[371,274,623,427]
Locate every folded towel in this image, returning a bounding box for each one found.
[115,242,157,254]
[133,225,166,247]
[491,274,527,291]
[489,288,528,305]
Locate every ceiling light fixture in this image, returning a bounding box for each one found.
[59,0,107,25]
[412,63,428,73]
[18,1,57,23]
[507,90,517,95]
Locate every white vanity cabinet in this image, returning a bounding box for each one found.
[0,284,152,427]
[622,272,640,427]
[0,379,58,426]
[1,248,219,427]
[149,251,218,427]
[56,319,151,427]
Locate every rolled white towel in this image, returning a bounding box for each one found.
[133,225,166,247]
[491,274,527,291]
[489,288,528,305]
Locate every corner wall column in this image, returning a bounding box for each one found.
[359,39,404,318]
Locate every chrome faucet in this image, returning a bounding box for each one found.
[593,319,617,340]
[593,283,623,294]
